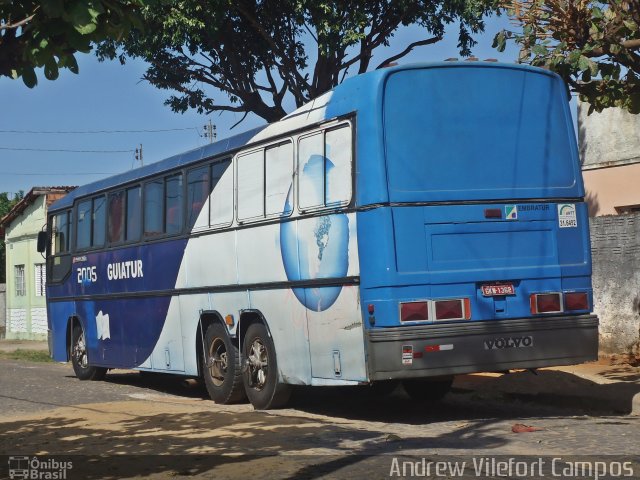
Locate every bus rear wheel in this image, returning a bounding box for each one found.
[402,377,453,402]
[71,325,107,381]
[202,323,246,404]
[242,323,291,410]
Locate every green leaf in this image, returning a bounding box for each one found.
[75,21,98,35]
[44,58,59,80]
[532,44,547,56]
[578,55,591,71]
[59,54,79,74]
[21,67,38,88]
[492,31,507,52]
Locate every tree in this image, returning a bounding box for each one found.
[494,1,640,114]
[98,0,499,124]
[0,1,155,87]
[0,191,24,284]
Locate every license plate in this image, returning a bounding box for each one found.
[481,284,515,296]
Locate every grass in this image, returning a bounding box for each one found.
[0,349,53,362]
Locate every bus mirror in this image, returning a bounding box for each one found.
[37,231,48,253]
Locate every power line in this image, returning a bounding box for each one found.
[4,172,117,176]
[0,127,197,134]
[0,147,134,153]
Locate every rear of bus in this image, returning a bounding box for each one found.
[358,64,598,380]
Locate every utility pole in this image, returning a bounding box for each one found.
[203,120,217,144]
[135,144,143,167]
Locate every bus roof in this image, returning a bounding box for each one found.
[49,61,563,213]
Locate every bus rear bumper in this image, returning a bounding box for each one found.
[366,315,598,381]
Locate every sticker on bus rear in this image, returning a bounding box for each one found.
[402,345,413,365]
[505,205,518,220]
[558,204,577,228]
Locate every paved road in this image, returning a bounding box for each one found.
[1,358,639,479]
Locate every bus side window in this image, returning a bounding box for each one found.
[210,159,232,227]
[108,191,125,244]
[187,166,210,229]
[126,186,142,241]
[266,142,293,216]
[165,173,184,235]
[76,196,105,249]
[92,196,106,247]
[76,199,92,249]
[298,125,352,211]
[237,150,264,221]
[144,180,164,237]
[298,133,324,210]
[53,212,69,254]
[325,125,352,206]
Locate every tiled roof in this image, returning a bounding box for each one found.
[0,186,77,236]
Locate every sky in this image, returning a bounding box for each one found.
[0,15,528,196]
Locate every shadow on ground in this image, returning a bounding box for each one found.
[0,404,507,479]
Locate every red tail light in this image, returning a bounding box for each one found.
[400,301,429,322]
[530,293,562,314]
[434,299,470,320]
[564,292,589,311]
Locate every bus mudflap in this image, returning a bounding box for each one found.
[366,315,598,381]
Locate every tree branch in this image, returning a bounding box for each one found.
[375,36,443,69]
[0,12,37,31]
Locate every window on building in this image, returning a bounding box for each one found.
[15,265,25,296]
[35,264,46,296]
[298,124,352,211]
[615,204,640,214]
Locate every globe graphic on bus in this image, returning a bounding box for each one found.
[280,154,349,311]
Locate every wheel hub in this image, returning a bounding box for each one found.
[247,339,268,390]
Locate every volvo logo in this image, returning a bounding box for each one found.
[484,336,533,350]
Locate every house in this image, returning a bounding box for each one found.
[579,102,640,216]
[0,187,76,340]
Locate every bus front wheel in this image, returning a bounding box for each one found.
[242,323,291,410]
[71,325,107,381]
[402,377,453,402]
[202,323,246,404]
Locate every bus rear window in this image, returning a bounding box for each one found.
[383,67,580,202]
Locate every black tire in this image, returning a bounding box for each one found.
[202,323,246,404]
[402,377,453,402]
[242,323,291,410]
[71,325,107,381]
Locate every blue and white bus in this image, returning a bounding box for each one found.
[41,62,599,409]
